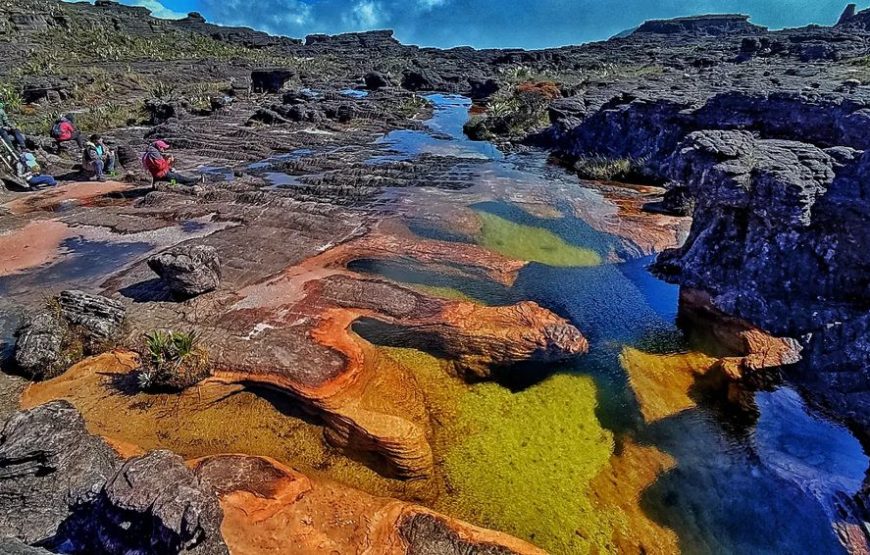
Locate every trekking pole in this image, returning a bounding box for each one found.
[0,138,17,173]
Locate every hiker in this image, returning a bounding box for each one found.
[0,101,26,151]
[83,134,116,181]
[50,115,84,150]
[141,140,200,185]
[16,150,57,189]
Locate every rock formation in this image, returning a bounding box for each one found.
[147,244,222,298]
[14,291,125,379]
[0,401,119,545]
[632,14,767,36]
[0,403,548,554]
[192,454,546,555]
[57,450,229,555]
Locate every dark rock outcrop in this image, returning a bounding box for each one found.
[632,14,766,36]
[251,68,295,93]
[57,290,126,341]
[364,71,391,90]
[14,291,126,380]
[838,4,858,25]
[14,311,68,379]
[148,245,222,297]
[0,402,228,554]
[400,513,520,555]
[58,450,228,555]
[0,401,119,545]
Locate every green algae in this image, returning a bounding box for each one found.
[439,373,618,554]
[474,210,601,267]
[381,348,624,554]
[409,283,486,304]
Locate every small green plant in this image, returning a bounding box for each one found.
[572,155,648,182]
[0,83,24,112]
[137,329,211,392]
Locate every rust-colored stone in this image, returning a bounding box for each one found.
[192,454,547,555]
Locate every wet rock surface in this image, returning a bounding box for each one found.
[1,0,870,552]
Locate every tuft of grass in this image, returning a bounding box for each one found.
[0,83,24,112]
[572,155,648,182]
[137,329,211,392]
[76,101,145,133]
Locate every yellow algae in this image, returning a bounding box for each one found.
[474,211,601,267]
[590,439,680,554]
[439,373,617,554]
[19,351,439,502]
[620,346,718,424]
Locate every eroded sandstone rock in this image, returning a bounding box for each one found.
[192,454,546,555]
[14,311,68,379]
[14,291,126,380]
[57,289,126,341]
[0,401,119,545]
[59,450,228,555]
[148,244,222,298]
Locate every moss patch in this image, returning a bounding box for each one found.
[409,283,486,304]
[439,373,617,554]
[475,210,601,267]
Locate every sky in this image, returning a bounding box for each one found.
[69,0,866,49]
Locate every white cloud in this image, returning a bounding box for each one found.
[61,0,186,19]
[126,0,186,19]
[349,1,384,27]
[416,0,447,9]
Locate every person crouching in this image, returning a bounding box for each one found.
[141,140,201,185]
[16,151,57,189]
[83,134,116,181]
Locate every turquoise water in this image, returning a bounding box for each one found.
[357,94,869,553]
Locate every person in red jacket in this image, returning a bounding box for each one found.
[50,115,84,150]
[141,140,200,185]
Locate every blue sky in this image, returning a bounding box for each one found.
[71,0,866,48]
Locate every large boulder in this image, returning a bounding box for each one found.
[57,290,126,341]
[14,311,68,379]
[0,401,120,545]
[58,450,229,555]
[251,68,295,93]
[148,245,222,298]
[14,291,126,380]
[364,71,391,90]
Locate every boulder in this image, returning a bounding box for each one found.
[14,311,67,379]
[148,245,222,297]
[364,71,391,90]
[401,69,438,92]
[468,78,500,99]
[0,401,120,545]
[251,68,295,93]
[57,290,126,342]
[58,450,228,555]
[14,291,126,380]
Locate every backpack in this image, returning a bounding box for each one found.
[50,120,64,139]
